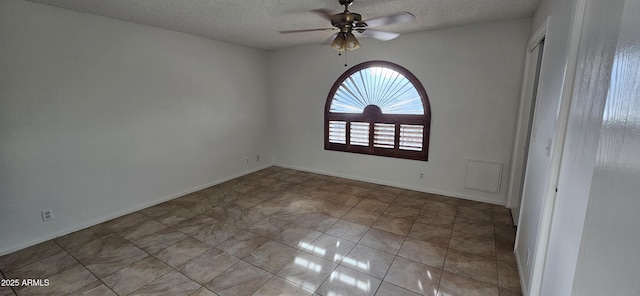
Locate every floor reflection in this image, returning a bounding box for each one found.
[293,256,323,273]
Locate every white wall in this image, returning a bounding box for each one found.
[533,0,640,294]
[0,0,271,255]
[268,18,530,205]
[571,0,640,293]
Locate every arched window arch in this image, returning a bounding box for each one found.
[324,61,431,161]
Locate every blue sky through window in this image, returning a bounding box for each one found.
[330,67,424,114]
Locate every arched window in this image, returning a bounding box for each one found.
[324,61,431,161]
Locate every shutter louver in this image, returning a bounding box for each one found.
[350,122,370,146]
[328,121,347,144]
[374,123,395,148]
[399,124,423,151]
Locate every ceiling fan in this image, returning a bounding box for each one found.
[280,0,415,52]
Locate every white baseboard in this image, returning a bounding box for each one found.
[514,248,529,296]
[275,163,506,206]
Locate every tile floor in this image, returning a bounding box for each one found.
[0,167,522,296]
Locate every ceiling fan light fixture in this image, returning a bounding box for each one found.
[345,32,360,51]
[331,33,347,51]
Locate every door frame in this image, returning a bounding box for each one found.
[506,18,549,222]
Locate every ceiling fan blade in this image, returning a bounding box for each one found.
[279,28,336,34]
[323,32,340,44]
[359,29,400,41]
[313,9,337,21]
[363,12,415,28]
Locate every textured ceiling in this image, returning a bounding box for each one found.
[25,0,540,50]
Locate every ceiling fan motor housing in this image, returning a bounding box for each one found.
[330,12,363,33]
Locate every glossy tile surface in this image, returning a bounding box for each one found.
[0,166,520,295]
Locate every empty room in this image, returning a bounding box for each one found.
[1,0,639,295]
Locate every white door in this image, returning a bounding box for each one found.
[509,40,545,224]
[515,24,564,291]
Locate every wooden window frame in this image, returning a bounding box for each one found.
[324,61,431,161]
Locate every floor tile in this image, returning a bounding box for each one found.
[367,190,398,203]
[415,211,456,227]
[302,234,355,264]
[375,281,422,296]
[274,227,323,250]
[359,228,405,255]
[330,193,363,207]
[101,212,148,233]
[342,207,382,226]
[497,261,521,292]
[117,219,168,241]
[372,216,413,236]
[392,196,427,208]
[206,261,272,296]
[102,256,171,295]
[177,248,239,285]
[83,243,148,278]
[172,215,220,235]
[325,219,370,242]
[498,287,523,296]
[444,249,497,285]
[244,241,299,273]
[384,256,441,296]
[191,222,242,246]
[154,207,199,226]
[449,231,496,259]
[408,223,452,247]
[207,206,266,229]
[304,200,351,218]
[130,228,189,254]
[154,238,212,268]
[67,281,117,296]
[354,199,389,213]
[383,205,421,220]
[456,206,493,223]
[67,233,129,262]
[5,251,78,280]
[340,244,395,279]
[129,270,200,296]
[318,265,381,296]
[216,231,270,259]
[190,287,219,296]
[437,270,499,296]
[422,201,457,217]
[398,237,447,268]
[55,225,112,250]
[278,212,338,232]
[246,216,292,238]
[251,276,314,296]
[277,252,337,292]
[452,218,494,238]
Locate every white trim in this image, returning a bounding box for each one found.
[506,18,550,211]
[0,164,272,256]
[528,18,550,51]
[528,0,587,295]
[275,163,505,205]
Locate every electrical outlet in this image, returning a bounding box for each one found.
[41,209,53,221]
[420,173,424,180]
[245,157,249,163]
[256,154,260,162]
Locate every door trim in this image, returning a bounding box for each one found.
[506,17,550,215]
